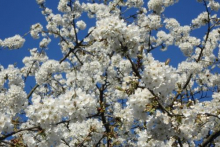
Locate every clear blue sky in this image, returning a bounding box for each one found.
[0,0,217,69]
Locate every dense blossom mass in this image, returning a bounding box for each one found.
[0,0,220,146]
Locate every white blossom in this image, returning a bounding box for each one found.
[142,53,178,97]
[0,113,13,133]
[0,35,25,49]
[126,0,144,8]
[192,12,209,28]
[52,14,63,26]
[179,42,193,56]
[36,0,45,5]
[76,20,86,30]
[30,23,43,39]
[35,60,70,85]
[208,0,220,11]
[39,38,51,48]
[127,88,153,120]
[148,0,164,14]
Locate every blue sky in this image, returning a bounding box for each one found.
[0,0,218,70]
[0,0,59,67]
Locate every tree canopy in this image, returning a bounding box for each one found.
[0,0,220,146]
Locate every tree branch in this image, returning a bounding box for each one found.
[27,84,39,100]
[59,28,95,64]
[96,82,111,147]
[126,55,142,79]
[199,130,220,147]
[0,126,41,141]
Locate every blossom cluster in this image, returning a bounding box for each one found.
[30,23,43,39]
[91,15,140,57]
[0,113,13,134]
[35,60,70,85]
[26,88,97,128]
[127,88,153,120]
[142,53,178,98]
[148,0,178,14]
[0,35,25,49]
[0,65,27,114]
[21,48,48,77]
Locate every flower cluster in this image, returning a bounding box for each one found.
[26,95,63,128]
[208,0,220,11]
[76,20,86,30]
[156,30,174,50]
[127,88,153,120]
[145,111,172,140]
[91,15,140,57]
[0,65,27,114]
[36,0,45,5]
[202,28,220,60]
[179,42,194,56]
[178,61,203,75]
[68,119,104,146]
[5,85,27,113]
[39,38,51,48]
[0,35,25,49]
[148,0,178,14]
[136,112,174,146]
[2,65,24,88]
[30,23,43,39]
[126,0,144,8]
[26,88,97,128]
[0,113,13,134]
[82,3,110,19]
[139,13,162,31]
[21,48,48,77]
[58,0,71,12]
[164,18,201,56]
[59,88,97,121]
[192,12,209,28]
[59,0,82,18]
[35,60,70,85]
[142,53,178,97]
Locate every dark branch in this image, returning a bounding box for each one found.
[0,126,41,141]
[126,55,142,79]
[27,84,39,100]
[199,130,220,147]
[59,29,95,64]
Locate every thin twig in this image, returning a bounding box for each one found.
[27,84,39,100]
